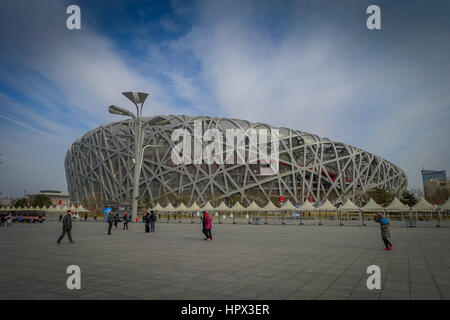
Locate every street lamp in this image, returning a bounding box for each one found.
[108,91,168,221]
[108,105,135,118]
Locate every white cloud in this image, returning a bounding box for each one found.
[0,0,448,197]
[160,0,450,190]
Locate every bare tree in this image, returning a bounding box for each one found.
[410,188,424,200]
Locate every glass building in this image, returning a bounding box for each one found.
[422,169,447,190]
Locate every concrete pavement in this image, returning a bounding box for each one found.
[0,221,449,300]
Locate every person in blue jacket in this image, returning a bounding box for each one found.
[374,214,393,251]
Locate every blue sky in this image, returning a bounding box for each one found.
[0,0,449,198]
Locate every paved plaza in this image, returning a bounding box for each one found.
[1,221,450,300]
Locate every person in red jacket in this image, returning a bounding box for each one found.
[201,211,213,240]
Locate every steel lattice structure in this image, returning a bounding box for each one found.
[65,115,407,207]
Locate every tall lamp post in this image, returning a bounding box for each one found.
[108,92,168,221]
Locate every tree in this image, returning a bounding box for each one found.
[365,188,395,207]
[410,188,424,200]
[31,194,52,208]
[424,180,450,205]
[14,198,28,208]
[400,190,417,207]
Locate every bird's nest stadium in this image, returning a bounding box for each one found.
[65,115,407,208]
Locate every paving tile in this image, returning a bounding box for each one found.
[0,222,449,300]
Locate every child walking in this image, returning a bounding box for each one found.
[374,214,393,251]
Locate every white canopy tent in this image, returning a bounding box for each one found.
[257,201,278,224]
[437,198,450,227]
[339,199,359,211]
[411,197,435,222]
[226,202,244,223]
[215,201,230,211]
[151,203,165,211]
[360,198,383,226]
[439,198,450,211]
[212,202,229,223]
[278,200,297,211]
[164,203,176,212]
[411,197,434,211]
[201,202,216,212]
[75,205,90,213]
[261,201,279,212]
[385,197,410,221]
[229,202,244,212]
[385,197,410,212]
[172,203,189,222]
[316,199,337,211]
[361,198,384,212]
[338,199,359,224]
[175,203,189,212]
[187,202,202,212]
[316,199,337,225]
[296,201,315,225]
[242,201,262,223]
[245,201,262,211]
[299,201,316,212]
[278,200,296,225]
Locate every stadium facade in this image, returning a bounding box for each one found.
[65,115,407,207]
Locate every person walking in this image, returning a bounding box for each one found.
[123,213,129,230]
[144,212,151,235]
[94,215,97,222]
[57,210,75,244]
[6,213,12,227]
[114,212,119,231]
[59,214,63,222]
[107,211,115,235]
[374,214,393,251]
[84,213,88,222]
[201,211,213,240]
[0,214,4,227]
[149,210,156,234]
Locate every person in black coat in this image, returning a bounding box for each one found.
[107,211,115,235]
[57,210,74,244]
[144,212,151,235]
[113,212,119,231]
[149,210,157,234]
[123,213,129,229]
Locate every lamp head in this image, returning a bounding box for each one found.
[108,105,135,118]
[122,91,149,104]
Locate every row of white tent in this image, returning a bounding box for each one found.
[0,204,90,213]
[148,197,450,213]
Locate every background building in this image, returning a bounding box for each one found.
[0,197,11,207]
[424,178,450,205]
[65,115,407,208]
[27,190,70,206]
[422,169,447,190]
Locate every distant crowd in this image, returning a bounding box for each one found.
[55,209,214,244]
